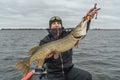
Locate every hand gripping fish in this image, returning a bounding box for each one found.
[15,4,100,77]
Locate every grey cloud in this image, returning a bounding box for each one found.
[0,0,120,29]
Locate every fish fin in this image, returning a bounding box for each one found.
[37,60,45,68]
[36,54,47,67]
[15,59,30,77]
[29,46,39,56]
[74,40,79,48]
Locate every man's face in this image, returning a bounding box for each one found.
[50,22,62,38]
[51,22,62,29]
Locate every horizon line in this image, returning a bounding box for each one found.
[1,28,120,30]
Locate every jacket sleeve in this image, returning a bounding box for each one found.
[39,39,47,46]
[39,35,50,46]
[39,35,50,64]
[83,16,91,32]
[86,20,91,32]
[80,17,91,39]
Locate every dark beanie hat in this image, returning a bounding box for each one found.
[49,16,62,28]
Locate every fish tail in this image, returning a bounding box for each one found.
[15,59,30,77]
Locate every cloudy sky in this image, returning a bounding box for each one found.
[0,0,119,29]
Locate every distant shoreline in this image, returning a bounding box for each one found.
[0,28,120,30]
[0,28,45,30]
[0,28,73,31]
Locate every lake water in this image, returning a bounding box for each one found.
[0,29,120,80]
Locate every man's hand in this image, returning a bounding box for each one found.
[46,52,60,59]
[86,3,101,21]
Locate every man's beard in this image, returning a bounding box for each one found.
[51,28,62,39]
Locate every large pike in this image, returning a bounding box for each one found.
[15,5,100,77]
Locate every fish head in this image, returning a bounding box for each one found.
[72,20,87,38]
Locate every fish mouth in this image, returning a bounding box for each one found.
[74,36,83,39]
[72,34,83,39]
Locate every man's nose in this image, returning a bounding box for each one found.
[54,23,59,26]
[54,24,60,29]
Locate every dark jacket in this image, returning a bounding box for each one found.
[39,30,74,76]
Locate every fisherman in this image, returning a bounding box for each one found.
[38,7,99,80]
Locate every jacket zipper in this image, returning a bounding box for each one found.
[56,37,64,76]
[60,53,64,76]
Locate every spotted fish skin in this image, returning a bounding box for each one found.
[15,18,88,77]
